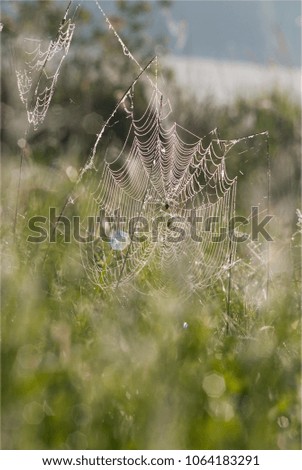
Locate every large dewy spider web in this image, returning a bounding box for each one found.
[80,84,239,296]
[74,1,270,297]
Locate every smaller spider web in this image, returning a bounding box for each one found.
[79,84,240,297]
[16,13,75,130]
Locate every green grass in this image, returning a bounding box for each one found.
[1,157,301,450]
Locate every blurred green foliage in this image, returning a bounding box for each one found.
[1,220,301,449]
[1,0,301,450]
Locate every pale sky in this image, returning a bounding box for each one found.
[159,0,301,67]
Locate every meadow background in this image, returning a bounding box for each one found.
[1,0,301,449]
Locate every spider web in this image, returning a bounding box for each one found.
[16,3,75,130]
[30,0,268,299]
[79,84,240,296]
[71,1,270,298]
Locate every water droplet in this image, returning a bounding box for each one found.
[109,230,130,251]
